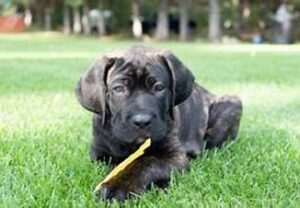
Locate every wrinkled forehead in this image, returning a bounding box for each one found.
[107,56,170,84]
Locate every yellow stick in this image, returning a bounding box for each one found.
[94,138,151,193]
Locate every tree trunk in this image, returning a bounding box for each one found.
[35,0,45,28]
[235,0,250,37]
[155,0,169,40]
[132,0,143,39]
[97,13,106,36]
[258,0,267,30]
[274,3,293,44]
[208,0,221,43]
[179,0,190,41]
[44,7,52,31]
[63,3,71,34]
[82,0,91,35]
[73,7,82,34]
[97,1,106,36]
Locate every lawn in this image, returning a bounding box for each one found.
[0,33,299,207]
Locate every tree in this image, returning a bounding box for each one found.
[33,0,44,28]
[82,0,91,35]
[258,0,268,31]
[155,0,169,40]
[63,0,71,34]
[235,0,250,38]
[179,0,190,41]
[208,0,221,42]
[272,2,296,43]
[97,1,106,36]
[44,0,56,31]
[132,0,143,39]
[67,0,82,34]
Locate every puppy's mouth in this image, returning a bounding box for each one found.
[136,136,148,145]
[121,131,150,145]
[131,131,150,144]
[113,118,168,144]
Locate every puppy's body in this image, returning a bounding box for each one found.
[76,46,242,201]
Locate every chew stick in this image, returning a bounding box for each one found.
[94,138,151,193]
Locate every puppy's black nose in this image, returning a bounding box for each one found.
[131,113,152,128]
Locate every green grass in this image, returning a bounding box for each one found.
[0,33,300,207]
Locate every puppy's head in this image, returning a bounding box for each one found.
[76,46,194,144]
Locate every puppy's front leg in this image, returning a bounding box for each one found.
[95,147,189,202]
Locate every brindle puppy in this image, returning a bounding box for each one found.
[76,46,242,202]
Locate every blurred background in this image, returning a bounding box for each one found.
[1,0,300,44]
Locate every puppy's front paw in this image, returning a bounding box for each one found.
[94,180,142,202]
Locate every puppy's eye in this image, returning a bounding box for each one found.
[113,85,126,94]
[154,83,165,92]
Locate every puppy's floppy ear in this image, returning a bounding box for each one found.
[75,56,115,124]
[160,51,195,106]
